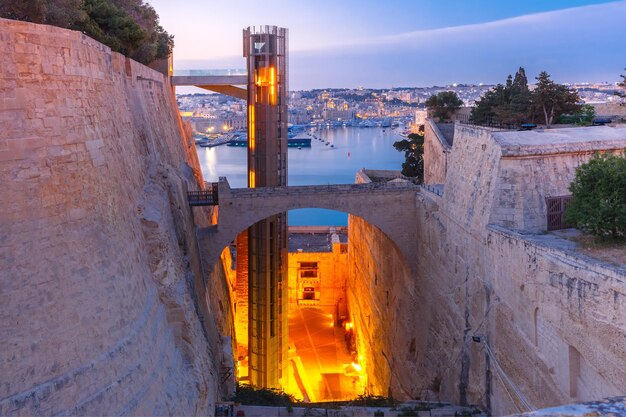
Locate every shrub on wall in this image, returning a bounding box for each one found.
[426,91,463,122]
[0,0,173,65]
[393,129,424,181]
[565,153,626,241]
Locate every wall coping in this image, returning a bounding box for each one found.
[426,118,452,150]
[487,225,626,276]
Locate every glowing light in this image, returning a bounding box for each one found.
[345,322,353,330]
[255,66,277,105]
[351,362,363,372]
[222,124,229,131]
[249,170,255,188]
[248,105,255,152]
[269,66,277,105]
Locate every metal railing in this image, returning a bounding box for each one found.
[188,183,219,206]
[458,118,521,130]
[173,69,247,76]
[421,183,444,196]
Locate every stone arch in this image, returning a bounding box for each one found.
[197,181,419,275]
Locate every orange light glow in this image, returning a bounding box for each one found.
[248,104,255,152]
[255,66,277,105]
[269,66,276,105]
[249,170,255,188]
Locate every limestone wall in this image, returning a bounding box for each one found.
[347,213,434,400]
[489,127,626,232]
[347,126,626,415]
[423,119,450,184]
[592,102,626,118]
[481,226,625,412]
[346,173,433,400]
[1,19,223,415]
[443,124,502,231]
[418,192,626,412]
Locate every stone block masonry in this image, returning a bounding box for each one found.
[347,125,626,415]
[0,19,225,415]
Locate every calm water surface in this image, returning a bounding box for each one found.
[197,127,405,225]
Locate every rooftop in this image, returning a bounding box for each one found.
[288,227,348,253]
[492,125,626,157]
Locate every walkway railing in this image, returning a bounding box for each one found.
[188,183,219,206]
[421,183,444,197]
[458,118,520,130]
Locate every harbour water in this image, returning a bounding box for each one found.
[196,126,405,225]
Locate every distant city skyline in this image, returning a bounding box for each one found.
[150,0,626,90]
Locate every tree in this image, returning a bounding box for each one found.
[616,68,626,98]
[0,0,173,65]
[471,67,531,126]
[426,91,463,122]
[470,84,503,124]
[0,0,47,24]
[393,129,424,181]
[565,153,626,241]
[531,71,581,128]
[0,0,86,28]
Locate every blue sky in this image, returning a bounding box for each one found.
[150,0,626,90]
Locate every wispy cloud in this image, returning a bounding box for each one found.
[176,1,626,90]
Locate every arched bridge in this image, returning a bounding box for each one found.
[194,178,421,273]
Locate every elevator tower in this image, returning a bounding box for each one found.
[243,26,289,389]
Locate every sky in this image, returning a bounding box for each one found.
[149,0,626,90]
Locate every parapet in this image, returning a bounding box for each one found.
[442,123,626,233]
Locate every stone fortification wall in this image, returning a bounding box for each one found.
[442,124,503,231]
[347,125,626,415]
[412,193,626,414]
[445,124,626,233]
[1,19,223,415]
[592,102,626,118]
[347,213,433,400]
[423,119,451,184]
[347,174,433,400]
[488,126,626,232]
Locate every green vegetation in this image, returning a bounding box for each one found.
[532,71,582,127]
[350,394,398,408]
[454,408,482,417]
[229,383,297,407]
[426,91,463,122]
[557,104,596,126]
[0,0,173,65]
[393,129,424,180]
[471,68,582,128]
[565,153,626,241]
[471,67,531,126]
